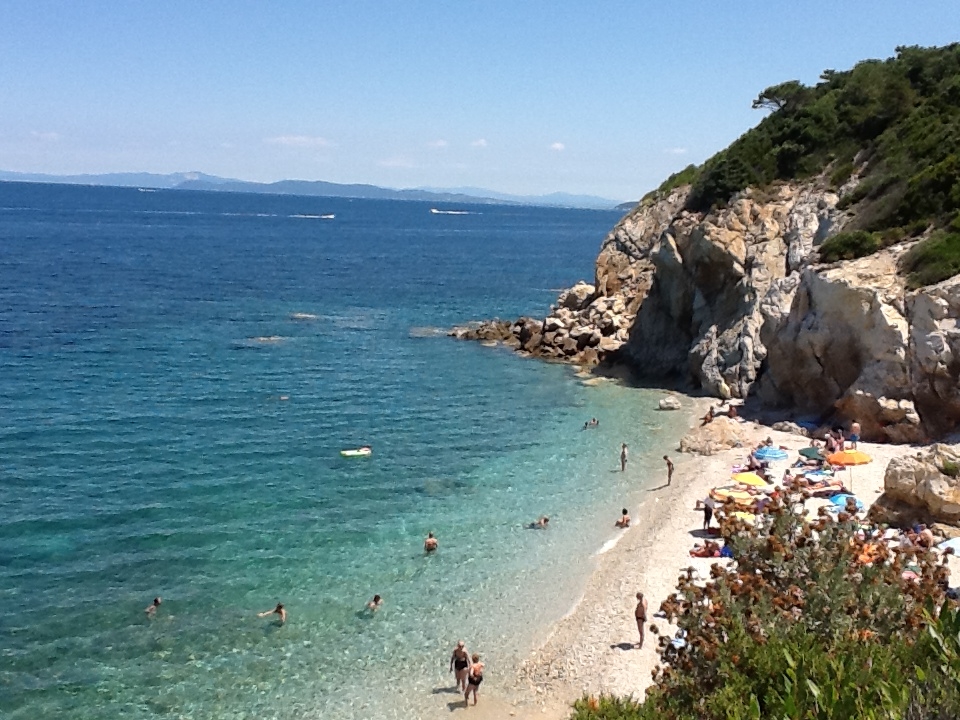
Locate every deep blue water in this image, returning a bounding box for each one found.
[0,183,678,719]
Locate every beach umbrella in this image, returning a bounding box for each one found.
[826,449,872,491]
[828,493,864,511]
[732,471,769,487]
[710,486,755,507]
[799,447,825,460]
[755,446,789,462]
[731,511,757,524]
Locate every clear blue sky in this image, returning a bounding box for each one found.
[0,1,956,201]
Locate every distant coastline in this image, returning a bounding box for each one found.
[0,171,623,210]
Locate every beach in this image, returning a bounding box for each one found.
[463,395,918,720]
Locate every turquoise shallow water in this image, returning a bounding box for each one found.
[0,183,682,719]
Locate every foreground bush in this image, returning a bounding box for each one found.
[571,487,960,719]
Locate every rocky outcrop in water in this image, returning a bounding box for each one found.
[453,174,960,441]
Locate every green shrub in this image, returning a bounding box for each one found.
[818,230,882,261]
[570,695,645,720]
[829,161,854,188]
[941,459,960,478]
[901,231,960,288]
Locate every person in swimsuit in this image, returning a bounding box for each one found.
[634,592,648,648]
[695,498,714,530]
[620,443,628,472]
[424,532,438,552]
[464,653,484,706]
[849,421,861,449]
[145,597,161,616]
[366,594,383,612]
[450,640,470,692]
[615,508,630,528]
[663,455,674,486]
[257,602,286,624]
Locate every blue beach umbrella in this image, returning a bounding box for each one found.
[754,446,788,462]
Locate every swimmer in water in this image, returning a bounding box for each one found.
[145,597,161,616]
[367,594,383,612]
[257,602,286,624]
[424,532,438,552]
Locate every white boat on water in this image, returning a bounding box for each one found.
[430,208,470,215]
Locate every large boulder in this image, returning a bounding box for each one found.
[558,281,596,311]
[658,395,682,411]
[869,444,960,525]
[678,417,747,456]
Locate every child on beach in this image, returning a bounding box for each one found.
[615,508,631,528]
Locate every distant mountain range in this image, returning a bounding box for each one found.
[0,170,623,210]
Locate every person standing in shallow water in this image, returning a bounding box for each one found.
[145,597,161,616]
[635,592,648,648]
[663,455,674,486]
[464,653,484,706]
[620,443,628,472]
[450,640,470,692]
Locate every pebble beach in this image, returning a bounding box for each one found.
[459,395,918,720]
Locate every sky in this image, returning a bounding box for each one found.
[0,2,957,202]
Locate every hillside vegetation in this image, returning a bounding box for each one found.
[658,44,960,287]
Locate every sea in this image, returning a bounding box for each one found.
[0,182,686,719]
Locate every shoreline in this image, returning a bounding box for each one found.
[469,392,916,720]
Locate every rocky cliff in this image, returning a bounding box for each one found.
[454,174,960,442]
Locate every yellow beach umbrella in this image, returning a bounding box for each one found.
[826,449,872,492]
[732,471,768,487]
[710,486,755,508]
[731,511,756,524]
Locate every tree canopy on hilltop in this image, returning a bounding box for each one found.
[671,44,960,244]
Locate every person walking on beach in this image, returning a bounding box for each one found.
[663,455,674,486]
[450,640,471,692]
[257,602,286,625]
[620,443,628,472]
[464,653,484,706]
[634,592,648,649]
[424,532,438,553]
[145,597,161,616]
